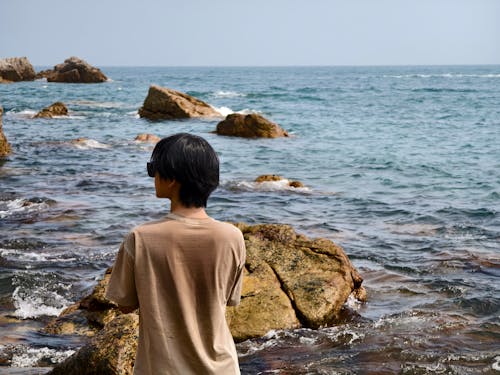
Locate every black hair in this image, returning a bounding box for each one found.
[149,133,219,208]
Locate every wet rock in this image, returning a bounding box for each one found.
[138,84,221,120]
[34,102,68,118]
[41,57,108,83]
[255,174,304,188]
[216,113,289,138]
[134,133,161,143]
[47,313,138,375]
[46,224,365,372]
[0,57,36,82]
[0,105,11,156]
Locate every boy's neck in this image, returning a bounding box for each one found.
[170,200,209,219]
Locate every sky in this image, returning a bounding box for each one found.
[1,0,499,67]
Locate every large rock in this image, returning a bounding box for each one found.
[47,223,365,373]
[41,57,108,83]
[138,85,221,120]
[255,174,305,188]
[34,102,68,118]
[216,113,289,138]
[0,57,36,82]
[47,314,138,375]
[0,105,11,156]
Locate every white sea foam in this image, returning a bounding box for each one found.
[492,356,500,371]
[71,139,110,150]
[212,106,262,117]
[0,198,51,219]
[12,285,71,319]
[10,346,75,367]
[386,73,500,79]
[212,90,246,98]
[69,100,125,108]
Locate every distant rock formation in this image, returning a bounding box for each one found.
[0,105,12,156]
[33,102,68,118]
[255,174,305,188]
[134,133,161,143]
[38,57,108,83]
[216,113,289,138]
[0,57,36,82]
[46,223,365,374]
[138,85,221,120]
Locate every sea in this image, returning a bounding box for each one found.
[0,65,499,374]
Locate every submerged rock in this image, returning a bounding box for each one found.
[216,113,289,138]
[138,84,221,120]
[40,57,108,83]
[255,174,304,188]
[0,57,36,82]
[34,102,68,118]
[0,105,11,156]
[134,133,161,143]
[47,223,365,373]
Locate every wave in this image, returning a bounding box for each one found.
[12,283,71,319]
[70,138,111,150]
[0,197,55,220]
[211,106,262,117]
[211,90,246,98]
[386,73,500,79]
[1,345,75,368]
[68,100,128,109]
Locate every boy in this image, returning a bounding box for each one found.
[106,133,246,374]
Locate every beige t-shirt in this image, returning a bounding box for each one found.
[106,213,246,375]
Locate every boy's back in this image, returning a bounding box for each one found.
[106,213,246,374]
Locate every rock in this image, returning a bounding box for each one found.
[255,174,305,188]
[47,314,138,375]
[134,133,161,143]
[34,102,68,118]
[138,85,221,120]
[216,113,289,138]
[0,57,36,82]
[0,105,11,156]
[43,57,108,83]
[46,224,365,372]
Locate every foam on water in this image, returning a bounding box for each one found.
[0,198,52,219]
[212,106,262,117]
[1,345,75,367]
[70,139,110,150]
[226,179,311,194]
[212,90,246,98]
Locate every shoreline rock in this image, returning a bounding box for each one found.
[0,105,12,156]
[46,223,365,373]
[134,133,161,143]
[34,102,68,118]
[39,57,108,83]
[138,85,221,120]
[0,57,36,82]
[216,113,289,138]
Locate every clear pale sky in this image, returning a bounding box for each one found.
[1,0,499,67]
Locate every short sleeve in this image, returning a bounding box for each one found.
[105,232,139,308]
[227,233,246,306]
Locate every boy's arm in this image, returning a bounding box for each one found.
[227,234,246,306]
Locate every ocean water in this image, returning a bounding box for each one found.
[0,66,499,374]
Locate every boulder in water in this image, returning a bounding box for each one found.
[0,105,11,156]
[41,57,108,83]
[134,133,161,143]
[216,113,288,138]
[34,102,68,118]
[255,174,304,188]
[138,85,221,120]
[0,57,36,82]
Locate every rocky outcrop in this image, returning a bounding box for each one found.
[47,314,138,375]
[46,223,365,373]
[216,113,289,138]
[0,57,36,82]
[138,85,221,120]
[255,174,305,188]
[0,105,12,156]
[134,133,161,143]
[40,57,108,83]
[33,102,68,118]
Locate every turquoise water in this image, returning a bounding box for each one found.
[0,66,499,373]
